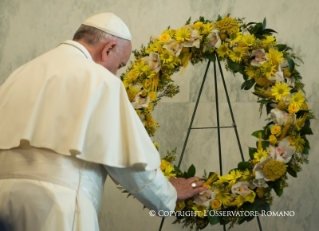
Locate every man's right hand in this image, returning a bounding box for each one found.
[169,176,208,201]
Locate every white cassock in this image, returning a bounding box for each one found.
[0,40,177,231]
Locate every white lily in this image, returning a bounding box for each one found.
[193,189,216,209]
[253,156,273,183]
[141,52,161,73]
[132,92,150,109]
[203,30,221,51]
[268,138,295,163]
[183,28,201,48]
[231,181,250,196]
[163,39,183,57]
[270,108,295,126]
[250,49,268,66]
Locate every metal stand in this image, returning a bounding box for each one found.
[158,51,263,231]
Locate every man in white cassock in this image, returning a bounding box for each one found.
[0,13,207,231]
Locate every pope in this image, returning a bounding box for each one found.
[0,12,207,231]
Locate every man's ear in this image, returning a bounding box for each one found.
[101,42,116,61]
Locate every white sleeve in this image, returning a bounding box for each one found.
[104,165,177,216]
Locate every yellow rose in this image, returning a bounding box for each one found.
[288,103,300,114]
[268,135,277,144]
[210,199,222,210]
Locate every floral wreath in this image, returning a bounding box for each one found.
[121,15,314,230]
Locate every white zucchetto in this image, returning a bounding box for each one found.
[82,12,132,41]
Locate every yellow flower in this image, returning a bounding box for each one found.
[163,29,175,38]
[234,195,246,207]
[146,41,163,54]
[203,172,218,189]
[148,92,157,101]
[216,42,230,58]
[241,169,251,180]
[214,175,230,184]
[267,49,284,68]
[295,113,308,131]
[163,164,176,179]
[142,65,156,79]
[202,22,214,34]
[224,170,242,184]
[291,91,305,108]
[132,61,146,76]
[229,30,242,45]
[245,66,258,79]
[256,188,266,198]
[215,17,239,34]
[283,69,291,77]
[263,160,287,180]
[126,86,139,102]
[191,21,204,30]
[269,135,277,144]
[144,79,152,90]
[160,159,170,171]
[243,190,256,203]
[158,33,171,43]
[127,70,139,80]
[175,200,185,211]
[192,204,207,218]
[229,47,246,63]
[254,149,268,161]
[241,34,256,46]
[270,82,290,100]
[154,142,159,150]
[160,50,174,64]
[271,125,281,136]
[215,192,231,205]
[210,199,222,210]
[175,27,191,42]
[277,101,286,110]
[295,135,305,152]
[262,35,276,45]
[288,103,300,114]
[261,62,276,78]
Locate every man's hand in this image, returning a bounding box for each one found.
[169,176,208,201]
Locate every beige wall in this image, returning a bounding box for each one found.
[1,0,318,230]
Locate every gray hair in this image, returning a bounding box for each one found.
[73,24,126,53]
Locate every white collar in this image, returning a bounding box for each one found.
[60,40,93,61]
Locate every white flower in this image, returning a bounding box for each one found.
[163,39,183,57]
[270,108,295,126]
[141,52,161,73]
[183,28,201,48]
[193,190,216,209]
[231,182,250,196]
[132,92,150,109]
[268,138,295,163]
[250,49,268,66]
[203,30,221,51]
[253,157,273,183]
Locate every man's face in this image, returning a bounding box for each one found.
[103,40,132,75]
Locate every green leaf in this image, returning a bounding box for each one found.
[287,167,297,178]
[205,52,216,62]
[300,127,313,135]
[262,18,266,30]
[241,78,255,90]
[208,212,220,225]
[227,59,244,72]
[249,147,257,160]
[287,57,295,72]
[252,23,263,36]
[238,161,250,170]
[304,138,310,149]
[247,22,257,26]
[187,164,196,178]
[274,180,283,197]
[254,197,270,213]
[217,15,222,21]
[303,148,309,154]
[251,130,265,139]
[275,44,287,52]
[263,28,277,34]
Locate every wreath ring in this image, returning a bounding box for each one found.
[121,15,314,230]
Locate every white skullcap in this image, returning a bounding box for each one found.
[82,12,132,41]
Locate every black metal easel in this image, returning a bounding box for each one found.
[158,51,263,231]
